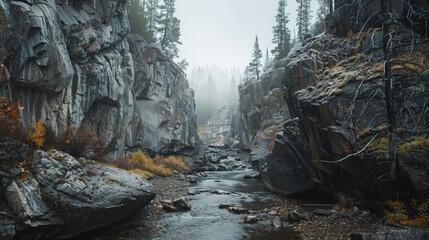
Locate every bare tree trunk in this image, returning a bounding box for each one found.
[381,0,398,182]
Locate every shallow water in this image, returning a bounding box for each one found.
[81,170,301,240]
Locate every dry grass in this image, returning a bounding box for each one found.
[115,151,188,179]
[153,155,188,171]
[129,168,155,179]
[385,199,429,228]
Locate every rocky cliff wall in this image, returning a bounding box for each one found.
[0,0,199,157]
[229,69,290,151]
[278,1,429,198]
[235,1,429,200]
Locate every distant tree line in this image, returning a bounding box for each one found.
[189,66,240,124]
[127,0,181,59]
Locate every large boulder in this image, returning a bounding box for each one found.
[0,139,155,239]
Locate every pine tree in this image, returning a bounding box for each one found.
[157,0,182,59]
[128,0,148,36]
[271,0,291,60]
[296,0,312,41]
[248,36,263,80]
[147,0,159,32]
[313,0,331,35]
[263,48,272,71]
[243,66,250,82]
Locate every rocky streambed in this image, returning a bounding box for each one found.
[79,146,427,240]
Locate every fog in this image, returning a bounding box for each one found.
[176,0,319,123]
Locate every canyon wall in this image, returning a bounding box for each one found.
[234,0,429,199]
[0,0,200,158]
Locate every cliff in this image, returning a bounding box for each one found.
[234,0,429,200]
[0,0,200,158]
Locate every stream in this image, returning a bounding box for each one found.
[81,159,302,240]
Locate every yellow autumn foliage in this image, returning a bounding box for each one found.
[27,119,45,149]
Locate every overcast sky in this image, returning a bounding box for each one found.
[175,0,318,73]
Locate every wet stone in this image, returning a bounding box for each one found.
[162,204,177,212]
[287,207,311,222]
[228,207,250,214]
[244,215,259,224]
[216,164,228,171]
[188,177,198,184]
[173,197,192,211]
[243,172,259,179]
[219,203,235,209]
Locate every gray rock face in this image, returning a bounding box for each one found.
[328,0,404,36]
[285,25,428,199]
[0,138,155,239]
[235,4,429,199]
[199,104,236,146]
[233,69,289,150]
[261,119,313,196]
[228,69,290,171]
[127,34,200,154]
[0,0,199,158]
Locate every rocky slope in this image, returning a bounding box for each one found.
[0,0,200,158]
[0,138,155,239]
[233,0,429,200]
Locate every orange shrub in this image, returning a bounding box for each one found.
[27,119,45,149]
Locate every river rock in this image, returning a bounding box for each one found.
[219,203,235,209]
[243,171,259,179]
[228,207,249,214]
[286,207,311,222]
[244,215,259,224]
[173,197,192,211]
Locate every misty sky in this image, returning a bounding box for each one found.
[175,0,319,73]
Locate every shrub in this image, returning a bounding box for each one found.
[128,151,173,176]
[27,119,45,149]
[129,168,154,179]
[153,154,188,172]
[115,151,188,178]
